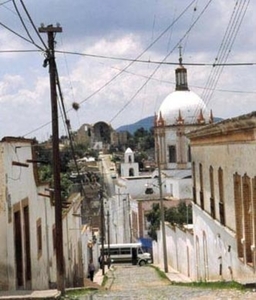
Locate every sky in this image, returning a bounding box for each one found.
[0,0,255,141]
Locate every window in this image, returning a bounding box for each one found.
[129,168,134,176]
[169,145,176,163]
[218,168,225,225]
[120,248,131,255]
[199,163,204,210]
[242,174,253,264]
[233,173,243,258]
[37,218,42,258]
[52,225,56,253]
[192,162,197,203]
[109,248,119,255]
[187,145,191,162]
[209,166,215,219]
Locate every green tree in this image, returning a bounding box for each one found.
[165,201,192,225]
[146,201,193,241]
[146,203,161,241]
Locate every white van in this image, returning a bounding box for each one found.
[100,243,152,266]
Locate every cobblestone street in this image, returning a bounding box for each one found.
[88,264,256,300]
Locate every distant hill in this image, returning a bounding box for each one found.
[116,116,154,134]
[116,115,223,134]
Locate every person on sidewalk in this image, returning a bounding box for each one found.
[88,259,95,281]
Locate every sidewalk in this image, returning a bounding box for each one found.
[154,264,192,283]
[0,273,104,300]
[93,266,114,289]
[0,290,60,300]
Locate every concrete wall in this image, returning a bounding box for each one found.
[193,204,256,282]
[165,177,192,199]
[153,222,195,280]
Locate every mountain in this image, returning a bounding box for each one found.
[116,116,154,134]
[115,115,224,134]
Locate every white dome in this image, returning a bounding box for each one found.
[158,90,209,125]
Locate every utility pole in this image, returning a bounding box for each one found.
[38,24,64,293]
[107,210,110,255]
[127,194,132,242]
[155,128,168,273]
[100,188,105,275]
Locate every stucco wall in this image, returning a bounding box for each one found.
[153,222,195,280]
[193,204,255,282]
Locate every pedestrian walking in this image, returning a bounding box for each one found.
[88,259,95,281]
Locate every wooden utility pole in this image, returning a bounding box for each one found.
[100,188,105,275]
[155,128,168,273]
[107,210,110,256]
[38,24,64,293]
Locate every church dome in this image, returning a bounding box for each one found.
[158,90,209,125]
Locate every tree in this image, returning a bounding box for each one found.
[165,201,192,225]
[146,201,193,241]
[146,203,161,241]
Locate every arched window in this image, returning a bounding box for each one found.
[192,162,196,203]
[169,145,176,163]
[209,166,215,218]
[199,163,204,209]
[233,172,243,258]
[218,167,225,225]
[129,168,134,176]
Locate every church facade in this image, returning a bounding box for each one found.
[154,54,213,172]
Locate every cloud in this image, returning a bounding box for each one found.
[0,0,255,141]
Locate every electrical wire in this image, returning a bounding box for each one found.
[19,0,48,50]
[0,0,12,5]
[56,0,197,111]
[0,21,38,45]
[0,49,40,53]
[12,0,43,51]
[102,63,256,94]
[19,0,252,139]
[55,50,255,67]
[109,0,213,124]
[55,64,87,197]
[0,1,46,51]
[193,0,250,121]
[183,0,198,55]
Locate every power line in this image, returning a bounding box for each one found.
[55,50,255,67]
[0,0,12,5]
[1,47,255,67]
[55,0,197,112]
[0,49,40,53]
[19,0,48,50]
[0,21,37,45]
[195,0,251,120]
[12,0,41,50]
[109,0,213,124]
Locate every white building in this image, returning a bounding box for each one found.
[155,112,256,284]
[0,137,93,291]
[187,112,256,283]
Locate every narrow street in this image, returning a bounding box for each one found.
[87,264,256,300]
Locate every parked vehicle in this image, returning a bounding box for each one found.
[100,243,152,266]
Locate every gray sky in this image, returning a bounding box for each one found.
[0,0,255,141]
